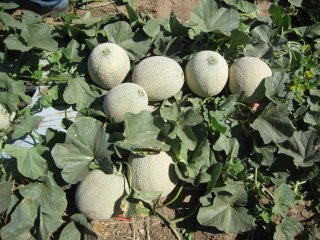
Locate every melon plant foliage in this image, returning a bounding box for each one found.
[0,0,319,239]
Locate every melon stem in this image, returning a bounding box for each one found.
[157,184,184,209]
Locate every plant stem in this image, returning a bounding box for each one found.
[171,202,201,224]
[157,184,184,209]
[155,209,182,240]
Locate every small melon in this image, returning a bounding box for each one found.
[88,43,130,89]
[132,56,184,102]
[228,56,272,103]
[0,105,15,130]
[185,51,229,97]
[75,169,128,220]
[103,83,148,123]
[128,151,177,197]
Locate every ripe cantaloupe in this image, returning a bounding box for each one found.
[0,105,15,130]
[228,56,272,103]
[88,43,130,89]
[75,169,128,220]
[103,83,149,123]
[128,151,177,197]
[185,51,229,97]
[132,56,184,102]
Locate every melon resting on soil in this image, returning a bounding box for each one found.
[228,56,272,103]
[88,43,130,89]
[128,151,178,197]
[132,56,185,102]
[75,169,128,220]
[103,82,148,123]
[0,104,15,130]
[185,51,229,97]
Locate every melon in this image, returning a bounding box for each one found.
[75,169,128,220]
[132,56,184,102]
[185,51,229,97]
[0,105,15,130]
[228,56,272,103]
[128,151,177,197]
[103,83,149,123]
[88,43,130,89]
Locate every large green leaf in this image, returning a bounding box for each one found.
[62,40,84,63]
[0,198,39,240]
[0,181,12,213]
[116,111,170,153]
[304,112,320,131]
[59,222,81,240]
[12,113,43,140]
[190,0,240,35]
[104,21,151,60]
[38,212,63,240]
[278,130,320,167]
[0,12,22,29]
[0,72,32,113]
[251,104,295,144]
[197,184,253,233]
[274,217,304,240]
[175,139,214,185]
[52,117,113,184]
[19,172,67,215]
[272,183,295,216]
[213,133,239,157]
[63,77,100,110]
[20,23,58,51]
[4,145,48,180]
[265,72,291,101]
[143,18,160,39]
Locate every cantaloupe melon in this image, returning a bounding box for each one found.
[128,151,177,197]
[185,51,228,97]
[132,56,184,102]
[103,83,148,123]
[0,105,15,130]
[88,43,130,89]
[75,169,128,220]
[228,57,272,103]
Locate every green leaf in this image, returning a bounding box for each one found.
[304,112,320,131]
[20,23,58,51]
[0,2,19,9]
[59,222,81,240]
[52,117,113,184]
[12,113,43,140]
[197,184,253,233]
[3,35,32,52]
[63,77,100,110]
[274,217,304,240]
[0,12,22,29]
[4,145,48,180]
[39,212,63,240]
[223,0,258,14]
[213,133,239,157]
[278,130,320,167]
[190,0,240,35]
[251,104,295,144]
[70,214,98,240]
[272,184,295,216]
[104,21,151,60]
[269,4,291,32]
[116,111,170,153]
[0,181,12,213]
[0,198,39,240]
[143,18,160,39]
[288,0,302,7]
[169,12,188,37]
[0,72,32,113]
[19,172,67,215]
[175,139,214,185]
[63,40,84,62]
[264,72,291,101]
